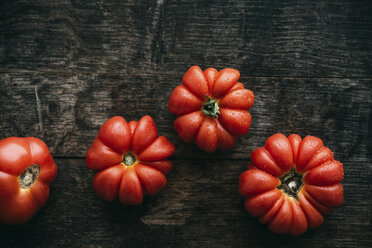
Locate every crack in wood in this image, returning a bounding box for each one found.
[34,86,44,138]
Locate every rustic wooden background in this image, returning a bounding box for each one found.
[0,0,371,247]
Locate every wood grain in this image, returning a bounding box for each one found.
[0,158,370,248]
[0,72,370,162]
[0,0,371,247]
[0,0,371,77]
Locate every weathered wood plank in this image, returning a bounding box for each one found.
[0,158,370,247]
[0,0,371,247]
[0,0,371,77]
[0,72,370,162]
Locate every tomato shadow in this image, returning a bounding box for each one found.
[242,218,323,248]
[0,207,52,247]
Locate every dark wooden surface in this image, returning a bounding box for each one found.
[0,0,371,247]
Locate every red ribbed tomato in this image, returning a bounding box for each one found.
[239,133,344,235]
[0,137,57,225]
[168,65,254,153]
[86,115,175,205]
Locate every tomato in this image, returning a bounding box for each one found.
[86,115,175,205]
[168,66,254,153]
[239,133,344,235]
[0,137,57,225]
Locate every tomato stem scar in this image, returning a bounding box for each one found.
[277,168,304,200]
[123,153,136,166]
[202,95,220,118]
[18,164,40,189]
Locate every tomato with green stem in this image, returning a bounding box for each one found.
[168,65,254,153]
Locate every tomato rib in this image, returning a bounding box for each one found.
[299,192,324,228]
[141,160,172,175]
[303,147,335,172]
[251,147,283,177]
[227,82,245,93]
[288,198,308,236]
[265,133,293,173]
[86,138,123,171]
[93,164,124,202]
[296,136,324,173]
[288,134,302,164]
[182,65,209,100]
[195,117,218,153]
[204,67,218,94]
[134,164,167,196]
[304,184,344,207]
[118,167,143,205]
[302,190,331,215]
[131,115,158,154]
[168,85,203,115]
[98,116,131,154]
[174,111,204,143]
[239,170,279,198]
[212,68,240,98]
[218,108,252,135]
[216,119,238,149]
[219,89,254,110]
[268,197,293,234]
[259,195,285,224]
[137,136,175,162]
[244,189,282,217]
[304,160,344,186]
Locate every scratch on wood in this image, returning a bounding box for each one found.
[149,0,165,63]
[140,215,186,226]
[52,127,69,155]
[34,87,44,138]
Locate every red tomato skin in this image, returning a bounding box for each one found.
[212,68,240,98]
[296,136,324,173]
[251,147,283,177]
[216,120,238,149]
[195,117,218,153]
[174,111,204,143]
[288,197,308,236]
[168,66,254,153]
[119,166,143,205]
[168,85,203,115]
[302,190,331,215]
[98,116,131,154]
[204,67,218,93]
[219,89,254,110]
[239,170,279,198]
[0,137,57,225]
[182,65,208,100]
[244,189,282,217]
[268,197,292,234]
[131,116,158,154]
[93,164,124,202]
[86,115,174,205]
[264,133,293,172]
[239,133,344,235]
[218,109,252,136]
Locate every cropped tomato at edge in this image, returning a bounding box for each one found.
[86,115,175,205]
[168,65,254,153]
[0,137,57,225]
[239,133,344,236]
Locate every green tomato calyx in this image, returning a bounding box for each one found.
[202,95,220,118]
